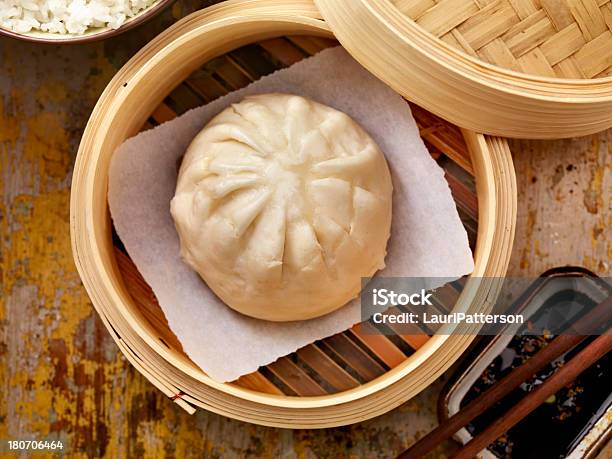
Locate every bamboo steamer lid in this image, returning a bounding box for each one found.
[315,0,612,138]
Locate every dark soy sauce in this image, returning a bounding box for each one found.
[461,291,611,458]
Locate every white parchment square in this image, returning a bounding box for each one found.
[108,47,474,382]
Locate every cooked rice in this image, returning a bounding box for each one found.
[0,0,156,35]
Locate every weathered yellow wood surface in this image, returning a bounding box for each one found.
[0,1,610,457]
[508,135,611,277]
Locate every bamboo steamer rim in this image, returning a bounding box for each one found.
[314,0,612,138]
[70,0,516,424]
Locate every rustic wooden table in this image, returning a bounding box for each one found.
[0,2,610,457]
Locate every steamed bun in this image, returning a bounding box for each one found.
[170,94,393,321]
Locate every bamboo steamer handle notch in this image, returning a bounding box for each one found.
[314,0,612,139]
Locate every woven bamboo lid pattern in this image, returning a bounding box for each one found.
[315,0,612,138]
[399,0,612,79]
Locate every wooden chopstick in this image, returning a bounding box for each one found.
[399,297,611,459]
[398,334,586,459]
[450,333,612,459]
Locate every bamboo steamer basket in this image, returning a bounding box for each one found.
[315,0,612,139]
[71,0,517,427]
